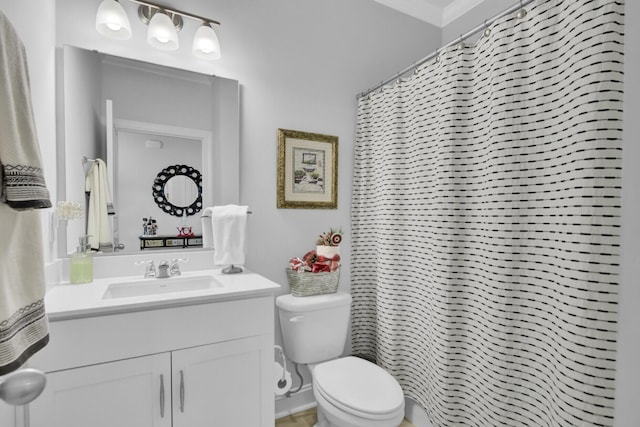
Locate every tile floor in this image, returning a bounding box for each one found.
[275,407,415,427]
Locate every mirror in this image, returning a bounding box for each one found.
[58,45,240,256]
[153,165,203,216]
[165,176,199,208]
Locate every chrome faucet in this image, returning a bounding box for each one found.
[170,258,188,276]
[156,258,188,279]
[135,260,156,278]
[137,258,188,279]
[157,261,171,278]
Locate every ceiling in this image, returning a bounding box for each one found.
[371,0,486,27]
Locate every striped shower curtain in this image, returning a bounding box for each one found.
[351,1,624,426]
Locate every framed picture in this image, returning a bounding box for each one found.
[277,128,338,209]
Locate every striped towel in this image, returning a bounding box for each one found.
[0,11,51,375]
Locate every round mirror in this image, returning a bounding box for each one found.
[164,176,199,208]
[152,164,203,217]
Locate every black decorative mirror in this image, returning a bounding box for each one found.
[152,164,203,217]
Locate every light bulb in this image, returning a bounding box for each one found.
[95,0,131,40]
[192,23,221,60]
[106,22,122,31]
[147,11,179,51]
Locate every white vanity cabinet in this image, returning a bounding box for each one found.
[22,295,275,427]
[0,401,15,426]
[30,353,172,427]
[172,336,264,426]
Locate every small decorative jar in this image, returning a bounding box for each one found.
[316,245,340,258]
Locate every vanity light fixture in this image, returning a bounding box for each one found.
[95,0,222,60]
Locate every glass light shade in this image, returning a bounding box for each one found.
[147,11,179,51]
[95,0,132,40]
[192,24,221,60]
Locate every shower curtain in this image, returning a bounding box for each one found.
[351,1,623,426]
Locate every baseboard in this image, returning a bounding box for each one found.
[275,383,315,419]
[275,387,434,427]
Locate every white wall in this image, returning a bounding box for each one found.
[442,0,513,45]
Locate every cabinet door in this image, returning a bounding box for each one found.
[29,353,171,427]
[0,401,15,427]
[172,336,264,427]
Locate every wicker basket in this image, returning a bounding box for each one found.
[286,267,340,297]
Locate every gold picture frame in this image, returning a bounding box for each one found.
[277,128,338,209]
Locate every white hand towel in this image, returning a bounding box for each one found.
[211,205,248,266]
[201,207,215,249]
[85,159,113,251]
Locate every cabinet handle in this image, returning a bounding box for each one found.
[180,370,185,413]
[160,374,165,418]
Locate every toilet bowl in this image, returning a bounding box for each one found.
[275,293,405,427]
[311,357,405,427]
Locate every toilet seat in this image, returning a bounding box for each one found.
[313,356,404,420]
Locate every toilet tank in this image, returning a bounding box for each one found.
[276,293,351,364]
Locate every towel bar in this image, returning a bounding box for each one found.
[81,156,98,164]
[201,210,252,218]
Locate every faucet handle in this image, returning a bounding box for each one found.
[170,258,188,276]
[135,260,156,278]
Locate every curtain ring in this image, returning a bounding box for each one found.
[457,34,464,50]
[483,20,491,37]
[515,0,527,19]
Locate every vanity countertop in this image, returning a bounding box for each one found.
[45,268,280,321]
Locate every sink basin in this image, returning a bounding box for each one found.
[102,275,222,299]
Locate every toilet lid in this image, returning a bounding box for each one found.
[314,357,404,417]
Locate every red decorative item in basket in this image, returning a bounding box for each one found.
[290,250,340,273]
[287,228,343,296]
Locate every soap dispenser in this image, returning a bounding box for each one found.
[70,235,93,284]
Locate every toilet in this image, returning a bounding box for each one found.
[276,293,405,427]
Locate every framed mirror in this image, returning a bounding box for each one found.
[152,165,203,217]
[58,45,240,256]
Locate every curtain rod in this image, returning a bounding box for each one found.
[357,0,536,99]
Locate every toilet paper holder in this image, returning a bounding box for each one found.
[275,345,288,387]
